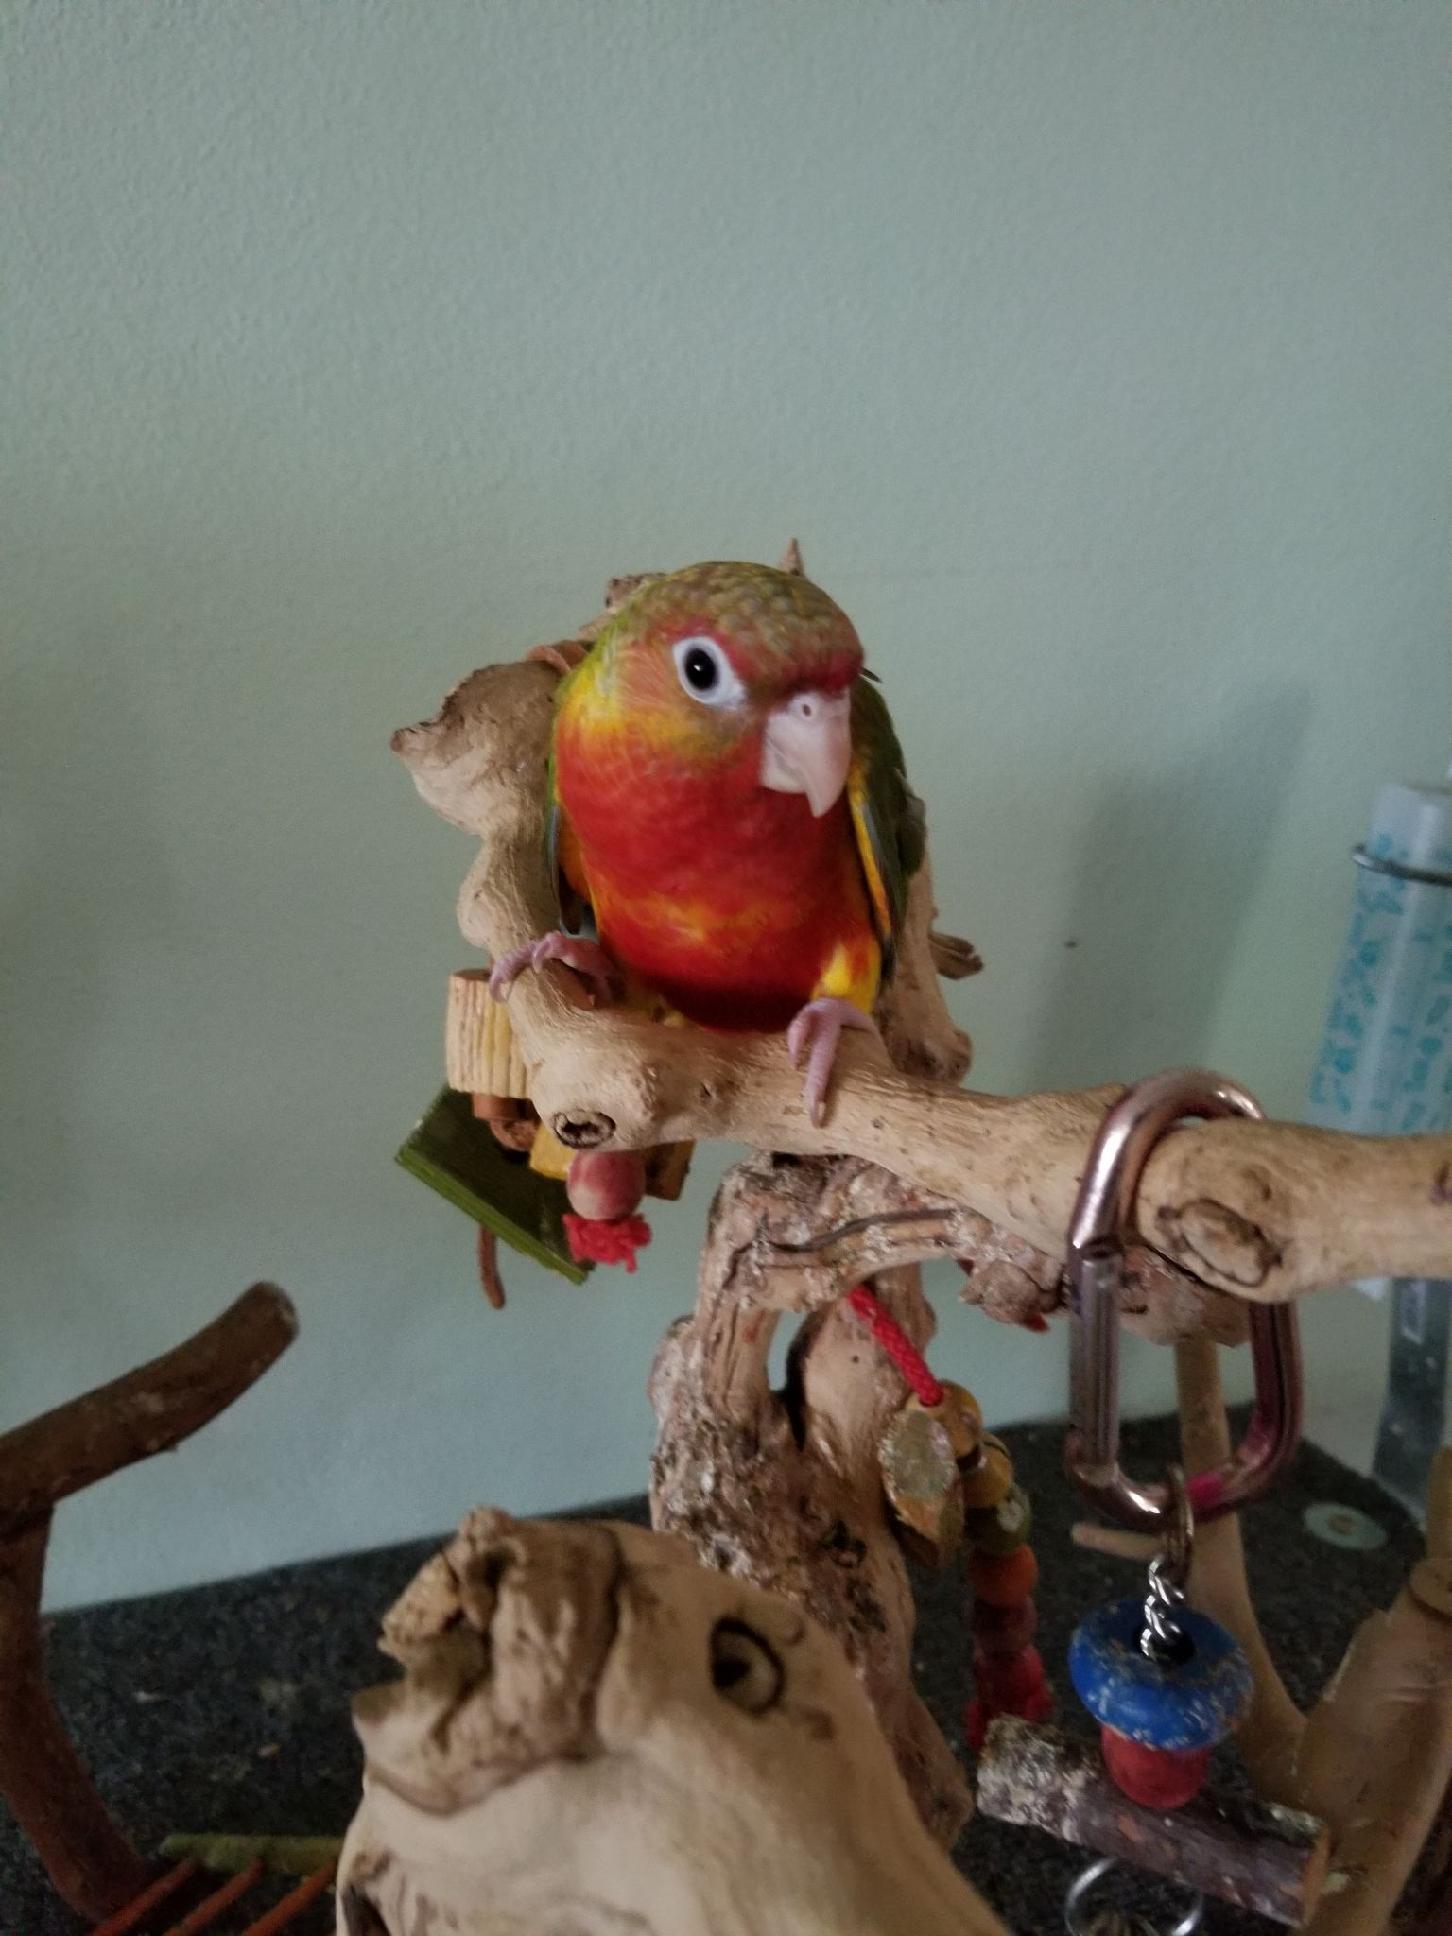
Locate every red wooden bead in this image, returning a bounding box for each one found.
[1100,1728,1213,1808]
[566,1149,647,1220]
[975,1645,1049,1709]
[969,1543,1039,1606]
[971,1597,1038,1653]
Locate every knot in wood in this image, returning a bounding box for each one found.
[551,1110,616,1150]
[1155,1196,1280,1289]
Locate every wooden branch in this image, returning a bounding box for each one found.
[1293,1449,1452,1936]
[977,1718,1330,1926]
[647,1153,971,1843]
[1176,1336,1306,1804]
[1295,1598,1452,1936]
[399,656,1452,1302]
[1070,1522,1159,1562]
[0,1283,297,1920]
[339,1508,1007,1936]
[0,1282,297,1539]
[0,1517,148,1919]
[712,1152,1242,1344]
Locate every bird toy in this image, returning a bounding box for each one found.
[1067,1467,1251,1810]
[849,1283,1052,1744]
[1030,1071,1303,1929]
[1061,1075,1300,1787]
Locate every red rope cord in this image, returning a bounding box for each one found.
[846,1284,944,1407]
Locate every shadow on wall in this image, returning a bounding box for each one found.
[1026,684,1310,1093]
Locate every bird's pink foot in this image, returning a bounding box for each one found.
[786,997,877,1127]
[489,932,619,1005]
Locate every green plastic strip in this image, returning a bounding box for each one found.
[395,1086,590,1285]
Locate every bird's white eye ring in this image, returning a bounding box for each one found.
[672,636,746,708]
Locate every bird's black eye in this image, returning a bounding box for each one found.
[672,636,746,708]
[683,645,717,691]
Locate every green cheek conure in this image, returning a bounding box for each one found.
[491,557,925,1126]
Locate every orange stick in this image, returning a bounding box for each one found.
[163,1858,265,1934]
[92,1860,200,1936]
[239,1861,338,1934]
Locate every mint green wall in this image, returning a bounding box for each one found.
[5,1,1450,1608]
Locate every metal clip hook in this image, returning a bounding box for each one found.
[1064,1069,1303,1533]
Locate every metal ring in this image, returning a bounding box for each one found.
[1064,1069,1304,1534]
[1064,1855,1203,1936]
[1352,844,1452,891]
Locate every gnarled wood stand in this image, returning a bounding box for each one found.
[648,1157,969,1839]
[0,1283,296,1919]
[394,566,1452,1928]
[645,1149,1254,1845]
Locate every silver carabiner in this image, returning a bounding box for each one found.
[1064,1069,1303,1533]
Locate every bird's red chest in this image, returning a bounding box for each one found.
[555,728,874,1030]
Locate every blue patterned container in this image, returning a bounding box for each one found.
[1305,775,1452,1514]
[1307,780,1452,1139]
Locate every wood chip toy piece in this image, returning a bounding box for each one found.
[878,1383,981,1566]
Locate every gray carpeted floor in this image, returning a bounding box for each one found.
[0,1413,1422,1934]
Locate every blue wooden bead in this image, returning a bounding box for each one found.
[1068,1596,1252,1752]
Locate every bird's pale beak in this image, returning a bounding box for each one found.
[760,688,853,817]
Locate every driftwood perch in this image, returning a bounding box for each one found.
[0,1283,297,1920]
[977,1717,1330,1925]
[396,633,1452,1306]
[336,1507,1007,1936]
[393,570,1452,1928]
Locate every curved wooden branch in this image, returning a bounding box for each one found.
[0,1282,297,1920]
[0,1282,298,1539]
[0,1517,148,1919]
[1175,1336,1306,1804]
[398,656,1452,1303]
[1293,1449,1452,1935]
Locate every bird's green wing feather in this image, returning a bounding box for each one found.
[847,679,925,979]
